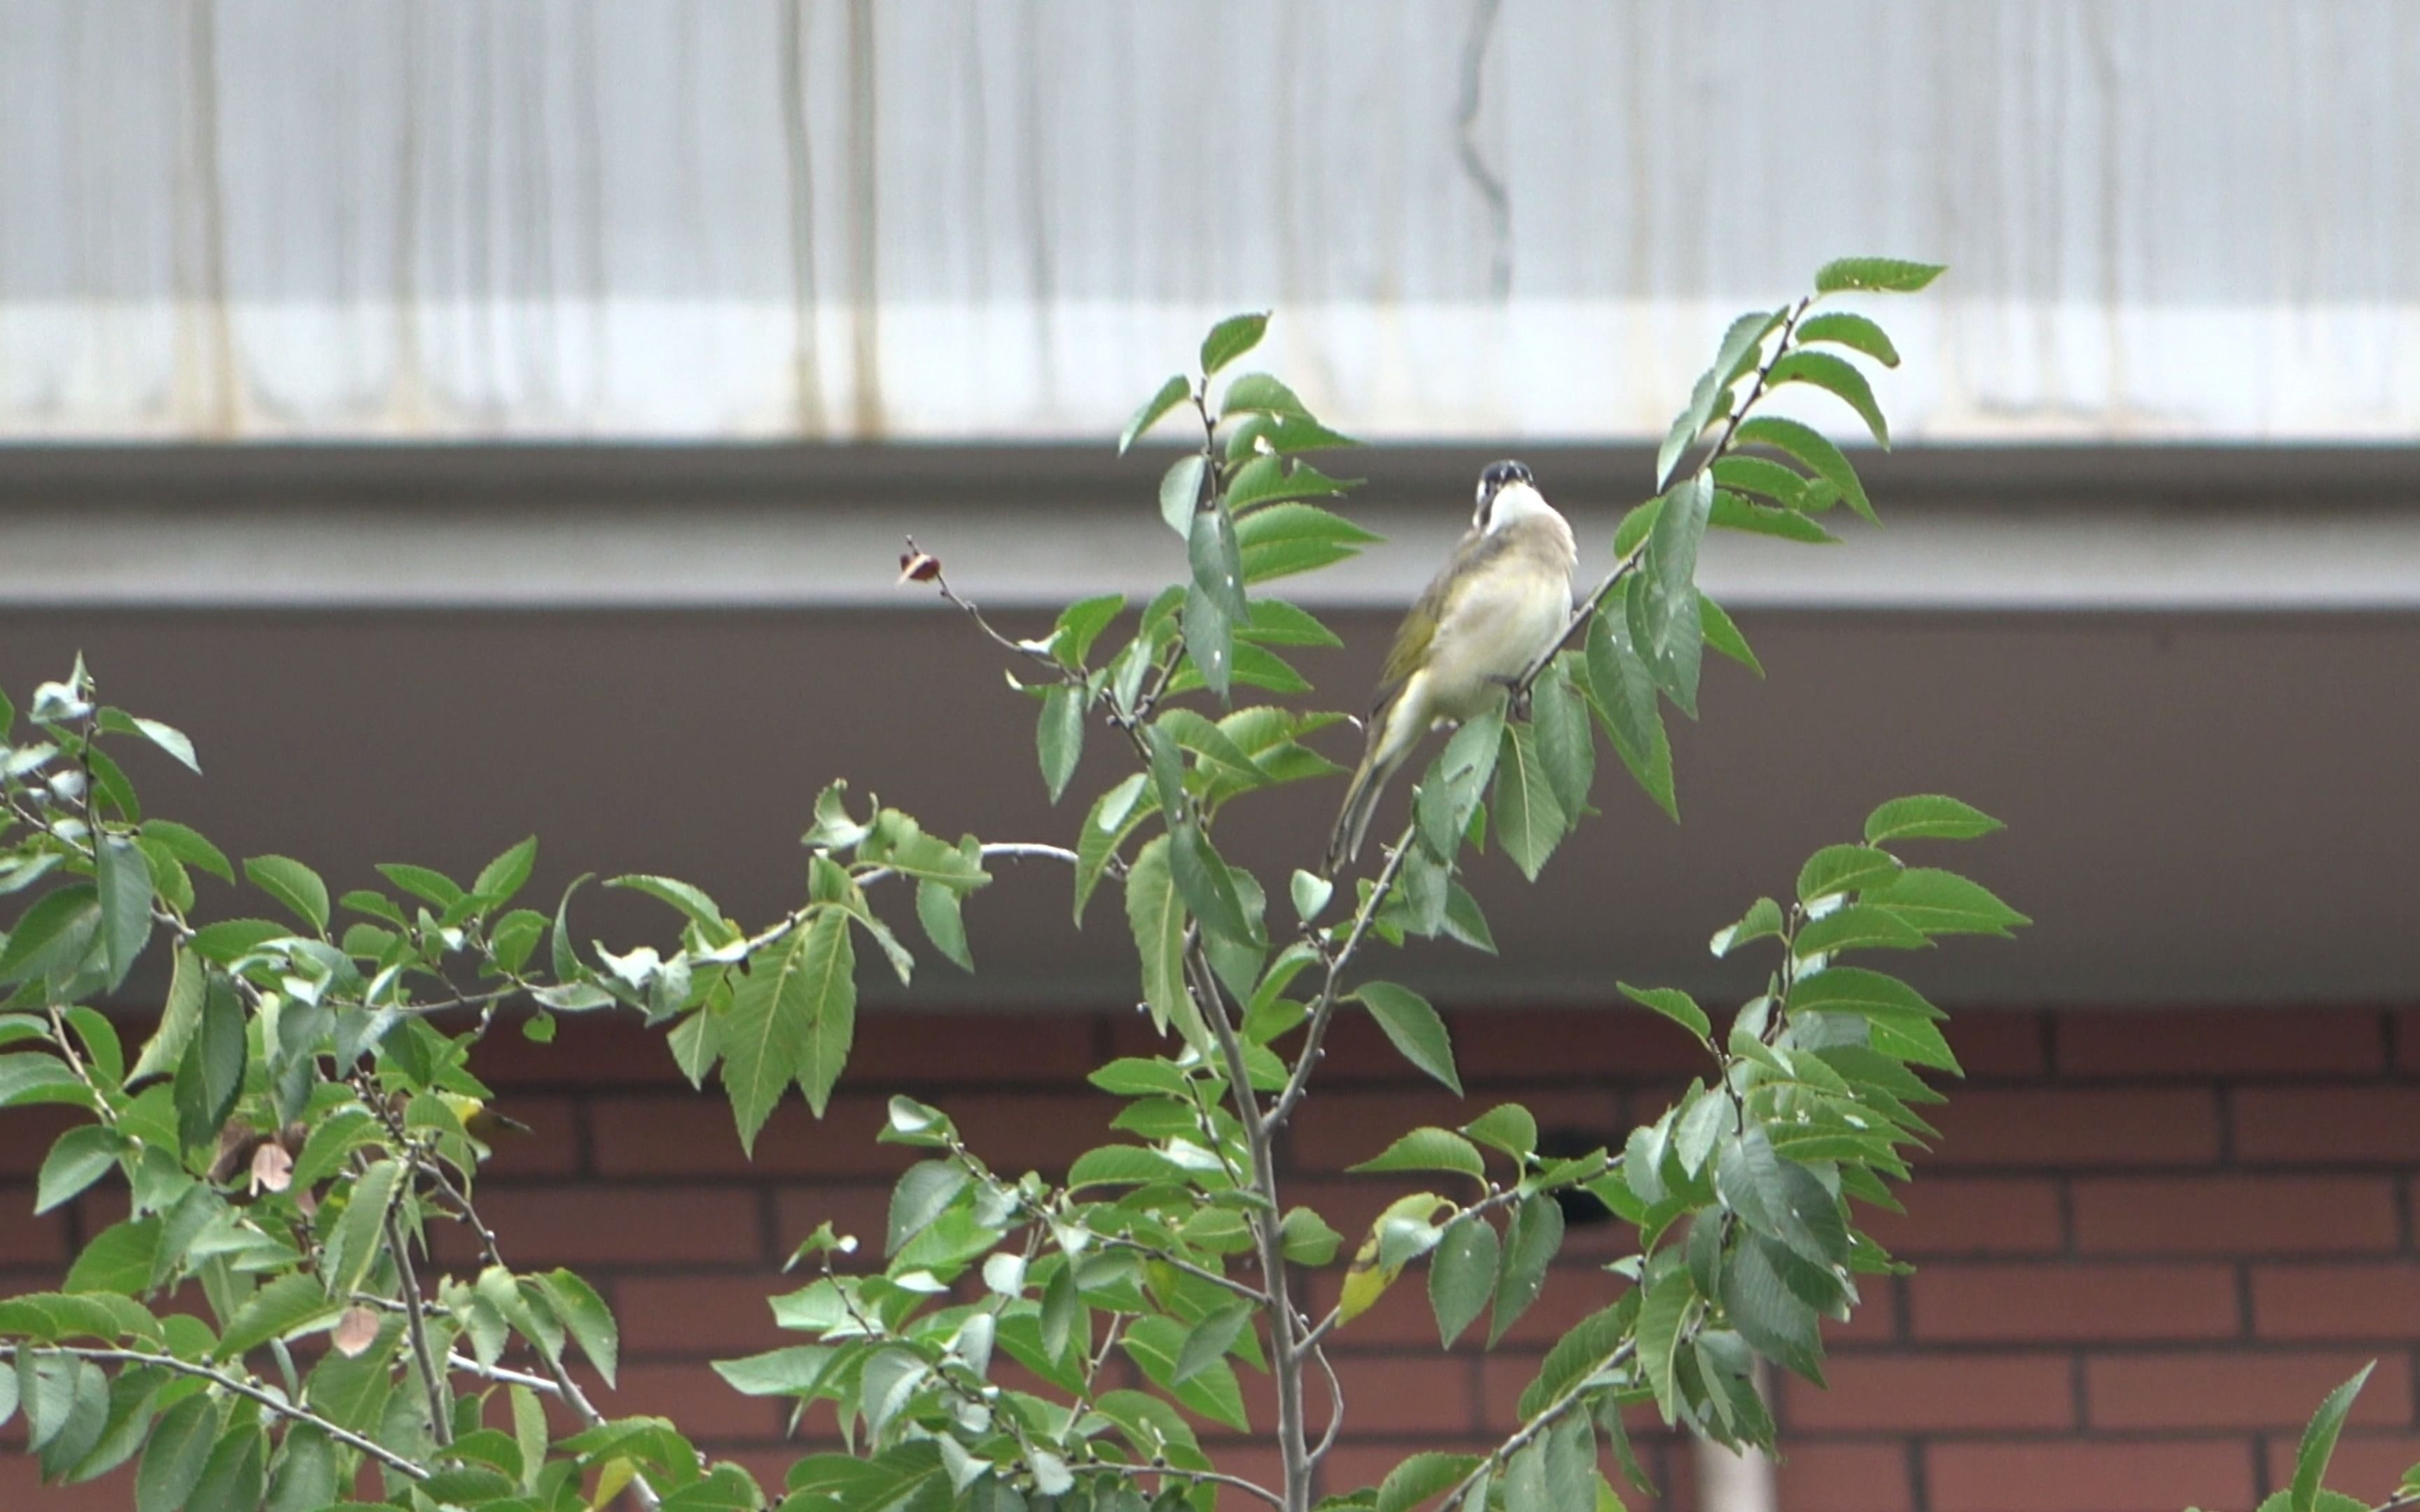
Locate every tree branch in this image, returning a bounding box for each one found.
[0,1342,431,1481]
[1265,819,1417,1134]
[1440,1339,1637,1511]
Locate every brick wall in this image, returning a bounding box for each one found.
[7,1005,2420,1512]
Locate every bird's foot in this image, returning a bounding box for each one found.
[1489,673,1535,723]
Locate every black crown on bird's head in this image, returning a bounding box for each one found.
[1473,458,1536,526]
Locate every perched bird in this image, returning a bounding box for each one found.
[1328,460,1578,871]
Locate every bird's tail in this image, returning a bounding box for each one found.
[1327,725,1410,875]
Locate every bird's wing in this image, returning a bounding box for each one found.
[1368,526,1502,713]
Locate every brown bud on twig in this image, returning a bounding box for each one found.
[250,1141,295,1194]
[898,535,943,584]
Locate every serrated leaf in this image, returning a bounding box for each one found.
[1721,1234,1826,1384]
[1171,1301,1251,1385]
[1120,374,1192,454]
[1532,655,1594,821]
[1864,867,2029,937]
[1636,1268,1692,1418]
[2291,1363,2374,1512]
[1710,897,1784,958]
[1786,967,1945,1023]
[1427,1216,1500,1348]
[1379,1453,1482,1512]
[1766,349,1889,446]
[915,879,973,971]
[1463,1102,1537,1162]
[242,855,328,934]
[1350,1127,1485,1180]
[1352,981,1461,1096]
[1037,686,1085,804]
[1797,844,1903,902]
[1793,904,1927,957]
[536,1269,619,1388]
[1795,310,1901,367]
[1280,1206,1342,1266]
[1199,312,1270,376]
[1709,488,1837,543]
[1169,823,1257,948]
[1813,257,1945,294]
[1493,721,1567,881]
[1698,594,1763,676]
[473,835,538,904]
[172,974,244,1150]
[1618,981,1710,1043]
[36,1124,118,1214]
[887,1160,971,1256]
[1584,614,1676,820]
[1732,415,1875,523]
[1124,835,1209,1055]
[94,834,154,991]
[1488,1194,1564,1345]
[1863,794,2003,843]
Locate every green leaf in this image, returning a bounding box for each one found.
[1584,613,1676,820]
[1795,310,1901,368]
[1765,349,1889,446]
[1379,1454,1482,1512]
[1797,844,1902,902]
[1732,415,1875,523]
[1280,1206,1342,1266]
[1864,794,2003,844]
[791,911,856,1119]
[1695,597,1763,680]
[915,879,973,971]
[1234,502,1382,582]
[1122,1315,1249,1431]
[1199,312,1270,376]
[186,1425,266,1512]
[1220,371,1309,417]
[1183,583,1235,700]
[242,855,328,934]
[1415,707,1505,862]
[1124,836,1207,1055]
[1171,824,1258,951]
[220,1273,343,1361]
[1352,981,1461,1096]
[536,1269,619,1388]
[1488,1194,1565,1345]
[36,1124,119,1214]
[1463,1102,1538,1163]
[1532,655,1594,821]
[1793,904,1926,957]
[1619,981,1710,1044]
[472,836,538,905]
[887,1160,971,1256]
[1787,966,1944,1023]
[323,1161,401,1301]
[0,883,101,986]
[1716,1125,1849,1268]
[34,1357,109,1478]
[1171,1300,1251,1385]
[606,875,735,945]
[1037,686,1085,804]
[94,834,155,990]
[1636,1267,1693,1418]
[1492,721,1568,881]
[1544,1413,1597,1512]
[1723,1233,1827,1383]
[1350,1127,1486,1180]
[1813,257,1945,295]
[1160,453,1209,536]
[1054,593,1127,667]
[172,974,244,1151]
[64,1215,158,1296]
[1191,498,1249,626]
[2291,1362,2375,1512]
[1120,374,1191,454]
[134,822,227,887]
[1709,488,1837,544]
[1290,869,1333,924]
[1428,1215,1500,1347]
[1658,310,1775,488]
[1864,867,2029,937]
[137,1394,219,1512]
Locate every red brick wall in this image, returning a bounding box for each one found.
[7,1005,2420,1512]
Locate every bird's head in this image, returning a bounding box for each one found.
[1473,458,1548,535]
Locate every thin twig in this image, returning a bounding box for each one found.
[1440,1339,1639,1511]
[0,1343,430,1480]
[1266,820,1417,1134]
[385,1205,452,1447]
[1099,1236,1269,1307]
[446,1352,564,1394]
[1084,1460,1286,1509]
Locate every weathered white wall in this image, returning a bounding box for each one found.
[5,0,2417,440]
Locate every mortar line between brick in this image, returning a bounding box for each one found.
[1905,1433,1931,1512]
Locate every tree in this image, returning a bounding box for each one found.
[0,258,2125,1512]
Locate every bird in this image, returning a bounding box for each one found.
[1327,460,1578,872]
